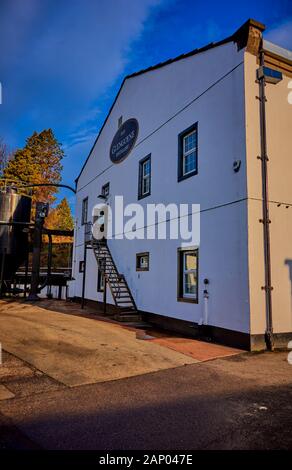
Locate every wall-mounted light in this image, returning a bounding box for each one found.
[257,66,283,84]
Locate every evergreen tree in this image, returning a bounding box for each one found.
[4,129,64,204]
[57,198,74,231]
[45,197,74,232]
[0,138,9,176]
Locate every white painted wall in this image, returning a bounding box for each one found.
[70,40,251,334]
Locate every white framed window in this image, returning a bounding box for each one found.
[178,123,198,181]
[178,248,198,302]
[183,251,197,297]
[79,260,85,273]
[102,182,110,198]
[97,269,105,292]
[136,252,149,271]
[183,130,197,176]
[81,197,88,225]
[138,155,151,199]
[142,160,150,194]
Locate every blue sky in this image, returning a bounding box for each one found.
[0,0,291,206]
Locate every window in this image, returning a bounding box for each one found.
[136,252,149,271]
[102,182,110,198]
[138,155,151,199]
[79,261,85,273]
[177,248,198,302]
[178,123,198,181]
[81,197,88,225]
[97,269,105,292]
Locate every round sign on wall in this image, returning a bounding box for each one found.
[109,118,139,164]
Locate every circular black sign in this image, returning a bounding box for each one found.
[110,118,139,164]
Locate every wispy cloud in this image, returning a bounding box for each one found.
[0,0,163,179]
[266,19,292,50]
[0,0,290,197]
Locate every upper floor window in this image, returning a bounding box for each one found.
[138,154,151,199]
[102,182,110,198]
[81,197,88,225]
[178,123,198,181]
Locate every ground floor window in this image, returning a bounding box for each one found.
[97,269,105,292]
[177,248,198,302]
[136,252,149,271]
[79,261,85,273]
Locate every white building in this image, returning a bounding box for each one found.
[69,19,292,351]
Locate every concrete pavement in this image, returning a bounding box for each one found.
[0,350,292,449]
[0,300,198,386]
[0,299,241,387]
[1,299,291,450]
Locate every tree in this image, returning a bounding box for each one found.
[0,138,9,176]
[56,198,74,231]
[4,129,64,204]
[46,197,74,231]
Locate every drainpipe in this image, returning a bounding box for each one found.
[199,278,209,325]
[257,45,274,351]
[81,245,86,309]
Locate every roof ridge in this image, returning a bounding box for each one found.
[75,18,265,184]
[125,40,228,79]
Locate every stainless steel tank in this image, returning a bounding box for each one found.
[0,188,31,281]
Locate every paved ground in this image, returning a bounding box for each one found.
[0,299,291,450]
[0,350,292,450]
[0,299,240,387]
[0,300,200,386]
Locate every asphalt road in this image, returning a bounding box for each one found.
[1,350,292,450]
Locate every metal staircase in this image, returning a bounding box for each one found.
[91,239,141,322]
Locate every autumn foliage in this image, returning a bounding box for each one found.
[3,129,74,229]
[4,129,64,205]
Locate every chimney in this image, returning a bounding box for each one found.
[233,19,266,55]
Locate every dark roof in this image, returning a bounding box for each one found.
[75,19,265,184]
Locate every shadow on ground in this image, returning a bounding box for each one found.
[0,352,292,450]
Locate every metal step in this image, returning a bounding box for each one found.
[114,313,142,322]
[119,306,137,311]
[92,240,137,314]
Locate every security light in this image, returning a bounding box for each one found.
[257,66,283,84]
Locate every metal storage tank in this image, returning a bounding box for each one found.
[0,186,31,284]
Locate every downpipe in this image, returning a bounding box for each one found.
[199,279,209,326]
[258,46,274,351]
